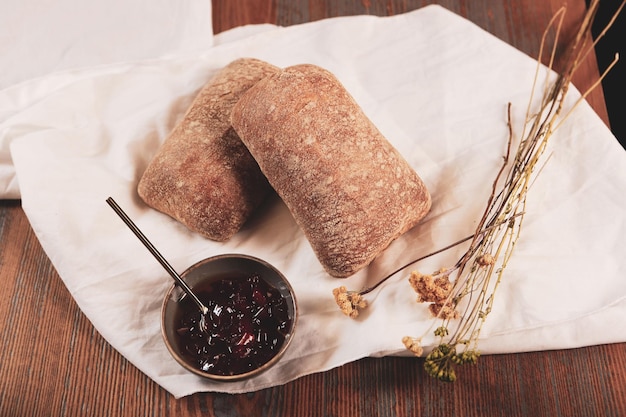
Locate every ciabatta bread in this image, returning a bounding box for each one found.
[231,64,431,277]
[138,58,279,241]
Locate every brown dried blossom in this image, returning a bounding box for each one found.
[402,336,424,357]
[330,0,623,383]
[428,302,460,320]
[332,286,367,318]
[476,253,495,267]
[408,270,459,319]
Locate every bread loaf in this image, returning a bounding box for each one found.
[138,58,279,241]
[231,64,431,277]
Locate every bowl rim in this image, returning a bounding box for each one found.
[160,253,297,382]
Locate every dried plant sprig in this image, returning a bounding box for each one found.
[331,213,522,319]
[409,270,459,320]
[423,343,481,382]
[332,0,623,382]
[402,336,424,356]
[332,286,367,318]
[404,0,624,382]
[330,210,525,310]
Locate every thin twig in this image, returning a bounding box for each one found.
[359,212,524,295]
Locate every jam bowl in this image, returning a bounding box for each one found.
[161,254,297,381]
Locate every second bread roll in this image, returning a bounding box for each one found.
[138,58,279,241]
[231,64,431,277]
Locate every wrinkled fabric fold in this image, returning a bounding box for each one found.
[0,0,214,199]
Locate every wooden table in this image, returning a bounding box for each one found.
[2,1,624,416]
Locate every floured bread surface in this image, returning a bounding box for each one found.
[231,64,431,277]
[138,58,279,241]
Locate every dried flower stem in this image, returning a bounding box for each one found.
[331,0,624,382]
[412,0,624,382]
[358,211,524,296]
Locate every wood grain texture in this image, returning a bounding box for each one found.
[1,1,623,416]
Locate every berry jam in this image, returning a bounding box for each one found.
[175,273,292,376]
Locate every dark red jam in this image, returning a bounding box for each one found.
[175,273,292,376]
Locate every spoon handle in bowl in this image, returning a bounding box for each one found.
[106,197,209,315]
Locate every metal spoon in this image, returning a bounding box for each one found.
[106,197,209,329]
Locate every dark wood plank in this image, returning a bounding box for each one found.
[211,0,277,33]
[0,1,623,416]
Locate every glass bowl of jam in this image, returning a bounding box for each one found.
[161,254,297,381]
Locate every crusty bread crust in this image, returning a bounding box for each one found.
[231,64,431,277]
[138,58,279,241]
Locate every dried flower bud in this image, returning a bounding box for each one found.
[476,253,495,267]
[424,344,457,382]
[332,286,367,318]
[456,350,480,364]
[429,303,460,320]
[409,270,458,319]
[402,336,424,357]
[434,326,449,337]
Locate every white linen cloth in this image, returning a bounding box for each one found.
[0,0,213,198]
[2,6,626,397]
